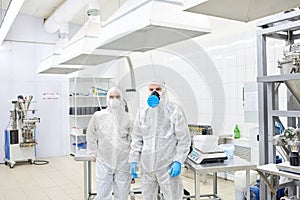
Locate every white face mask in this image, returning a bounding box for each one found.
[109,99,121,109]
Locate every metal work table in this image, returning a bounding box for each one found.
[185,156,257,200]
[258,163,300,180]
[74,149,143,200]
[74,149,96,200]
[257,163,300,199]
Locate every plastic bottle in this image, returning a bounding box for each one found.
[234,124,240,139]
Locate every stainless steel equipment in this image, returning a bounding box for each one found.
[256,11,300,200]
[5,95,40,168]
[278,43,300,104]
[272,127,300,167]
[272,43,300,167]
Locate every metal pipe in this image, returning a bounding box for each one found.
[125,56,136,91]
[43,0,88,33]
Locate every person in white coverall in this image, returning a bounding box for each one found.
[87,87,132,200]
[129,79,191,200]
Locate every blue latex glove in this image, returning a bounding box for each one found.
[169,161,181,178]
[130,162,138,178]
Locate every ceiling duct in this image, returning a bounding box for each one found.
[57,0,211,66]
[38,0,101,74]
[43,0,88,33]
[183,0,300,22]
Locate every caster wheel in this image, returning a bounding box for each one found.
[9,164,14,168]
[4,161,8,165]
[29,159,34,164]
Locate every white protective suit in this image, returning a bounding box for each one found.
[129,80,191,200]
[87,87,132,200]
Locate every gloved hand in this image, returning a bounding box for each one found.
[130,162,138,178]
[169,161,181,178]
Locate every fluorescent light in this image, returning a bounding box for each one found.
[0,0,24,45]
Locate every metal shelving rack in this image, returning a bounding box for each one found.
[69,77,112,155]
[257,10,300,199]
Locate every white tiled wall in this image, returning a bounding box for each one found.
[98,17,288,139]
[191,28,258,137]
[188,21,287,138]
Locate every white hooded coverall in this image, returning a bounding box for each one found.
[87,87,132,200]
[129,81,191,200]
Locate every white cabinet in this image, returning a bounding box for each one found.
[69,77,111,155]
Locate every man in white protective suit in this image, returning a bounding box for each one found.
[129,78,191,200]
[87,87,132,200]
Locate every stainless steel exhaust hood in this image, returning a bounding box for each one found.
[56,0,211,67]
[38,54,84,74]
[38,20,123,74]
[39,0,211,74]
[57,39,124,66]
[184,0,300,22]
[96,0,211,52]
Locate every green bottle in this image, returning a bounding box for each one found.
[234,124,240,139]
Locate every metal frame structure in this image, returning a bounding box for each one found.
[257,10,300,199]
[185,157,256,200]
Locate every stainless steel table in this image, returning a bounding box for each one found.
[185,156,257,200]
[257,163,300,200]
[257,163,300,180]
[74,149,142,200]
[74,149,96,200]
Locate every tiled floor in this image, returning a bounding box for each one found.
[0,156,237,200]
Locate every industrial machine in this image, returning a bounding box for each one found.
[273,127,300,171]
[270,42,300,173]
[278,42,300,104]
[4,95,40,168]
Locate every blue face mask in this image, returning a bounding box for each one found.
[147,91,160,108]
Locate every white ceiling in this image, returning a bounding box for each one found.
[1,0,127,25]
[0,0,300,29]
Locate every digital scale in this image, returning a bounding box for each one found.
[188,135,228,164]
[188,147,227,164]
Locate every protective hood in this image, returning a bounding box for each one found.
[106,87,124,111]
[148,77,168,107]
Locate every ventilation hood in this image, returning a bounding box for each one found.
[56,31,124,66]
[38,54,84,74]
[56,0,211,67]
[96,0,211,51]
[38,20,124,74]
[39,0,211,74]
[184,0,300,22]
